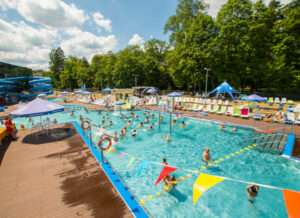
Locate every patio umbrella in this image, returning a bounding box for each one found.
[82,91,92,95]
[61,91,70,95]
[10,98,64,117]
[115,101,126,105]
[75,90,83,94]
[102,87,111,92]
[242,94,267,102]
[168,92,183,135]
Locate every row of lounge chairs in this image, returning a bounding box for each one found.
[267,97,294,104]
[174,97,230,105]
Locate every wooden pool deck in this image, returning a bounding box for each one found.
[0,123,133,218]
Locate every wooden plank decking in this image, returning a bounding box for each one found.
[0,124,133,218]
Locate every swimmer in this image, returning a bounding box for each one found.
[126,120,132,127]
[246,184,259,202]
[138,122,144,128]
[53,118,58,125]
[144,111,147,115]
[148,125,153,131]
[113,131,118,142]
[79,114,83,121]
[219,124,226,130]
[120,113,124,118]
[125,117,128,122]
[71,110,74,117]
[147,112,151,116]
[98,110,101,114]
[132,129,137,137]
[152,114,155,119]
[159,116,163,121]
[179,121,185,128]
[202,147,213,163]
[164,135,171,142]
[174,115,179,121]
[119,129,124,138]
[171,119,177,126]
[84,107,88,113]
[102,116,105,124]
[159,175,189,195]
[108,120,113,128]
[135,115,139,121]
[122,127,127,136]
[145,117,149,123]
[162,158,168,165]
[231,126,237,132]
[106,113,109,119]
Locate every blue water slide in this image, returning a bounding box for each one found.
[29,84,53,92]
[28,77,52,85]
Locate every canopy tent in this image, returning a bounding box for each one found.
[75,90,83,94]
[208,81,240,100]
[142,87,161,96]
[82,91,92,95]
[10,98,64,117]
[168,92,183,98]
[102,87,111,92]
[242,94,267,102]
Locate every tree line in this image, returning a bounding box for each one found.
[47,0,299,94]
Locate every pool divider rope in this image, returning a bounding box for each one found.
[101,143,300,207]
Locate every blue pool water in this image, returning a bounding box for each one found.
[48,98,69,102]
[12,107,300,217]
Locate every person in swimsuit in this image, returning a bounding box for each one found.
[231,126,237,132]
[246,184,259,202]
[159,116,163,121]
[172,119,177,126]
[202,147,213,164]
[179,121,185,128]
[108,120,113,128]
[113,131,118,142]
[4,117,16,138]
[164,135,171,142]
[162,158,168,165]
[79,114,83,121]
[145,117,149,123]
[138,123,144,128]
[71,110,74,117]
[219,124,226,130]
[132,129,137,137]
[159,175,189,195]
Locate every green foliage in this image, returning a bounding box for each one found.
[48,0,299,94]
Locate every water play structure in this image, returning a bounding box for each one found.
[0,76,53,101]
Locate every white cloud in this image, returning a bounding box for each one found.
[0,19,57,69]
[93,12,112,32]
[205,0,293,18]
[0,0,87,28]
[128,34,144,46]
[61,29,117,61]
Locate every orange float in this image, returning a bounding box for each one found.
[98,137,112,150]
[253,128,276,134]
[81,120,91,130]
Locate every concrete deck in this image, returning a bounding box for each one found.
[0,123,133,218]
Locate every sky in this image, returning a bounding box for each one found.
[0,0,292,70]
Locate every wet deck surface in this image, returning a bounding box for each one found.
[0,123,133,218]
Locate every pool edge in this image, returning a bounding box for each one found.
[67,121,150,218]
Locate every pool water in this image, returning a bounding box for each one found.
[48,98,69,102]
[12,107,300,217]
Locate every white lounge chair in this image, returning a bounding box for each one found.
[195,105,203,112]
[225,107,233,116]
[274,97,280,104]
[203,105,211,112]
[217,100,222,105]
[224,100,229,106]
[281,98,287,104]
[285,113,295,124]
[295,114,300,125]
[253,109,263,120]
[210,99,217,105]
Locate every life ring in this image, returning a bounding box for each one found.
[98,137,112,150]
[81,120,91,130]
[254,128,276,134]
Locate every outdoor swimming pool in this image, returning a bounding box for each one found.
[12,106,300,217]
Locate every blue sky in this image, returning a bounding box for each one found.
[0,0,292,70]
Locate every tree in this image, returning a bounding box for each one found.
[59,56,79,90]
[49,47,65,88]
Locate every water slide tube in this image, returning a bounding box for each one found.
[0,76,53,99]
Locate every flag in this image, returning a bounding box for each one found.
[105,147,113,156]
[193,173,224,204]
[118,152,125,160]
[126,157,136,168]
[283,189,300,217]
[137,160,151,177]
[154,166,177,186]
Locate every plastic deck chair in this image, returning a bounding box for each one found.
[268,97,274,103]
[232,108,241,117]
[217,106,227,115]
[240,108,250,119]
[253,109,263,120]
[274,97,280,104]
[285,113,295,124]
[226,107,233,116]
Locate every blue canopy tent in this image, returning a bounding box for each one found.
[242,94,267,102]
[208,81,240,100]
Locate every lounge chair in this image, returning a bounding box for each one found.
[210,99,217,105]
[287,100,294,105]
[224,100,229,106]
[285,112,295,124]
[187,104,197,111]
[253,109,263,120]
[210,105,219,113]
[217,100,222,105]
[194,105,203,112]
[274,97,280,104]
[281,98,287,104]
[203,105,211,112]
[232,108,241,117]
[240,108,250,119]
[268,97,274,103]
[295,114,300,125]
[273,112,284,123]
[226,107,233,116]
[217,106,227,115]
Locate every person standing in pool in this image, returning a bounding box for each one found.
[179,121,185,128]
[171,119,177,126]
[162,158,168,165]
[246,184,259,202]
[219,124,226,130]
[202,148,213,163]
[113,131,118,142]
